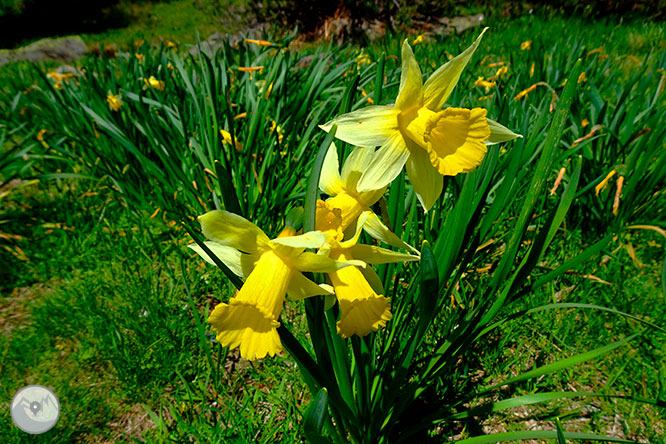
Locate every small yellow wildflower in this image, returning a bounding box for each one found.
[220,129,243,151]
[361,90,374,104]
[107,93,122,112]
[269,121,285,144]
[356,52,371,66]
[595,170,616,196]
[520,40,532,50]
[166,40,177,48]
[238,66,264,79]
[514,84,538,100]
[475,76,496,90]
[135,53,145,63]
[582,118,589,127]
[144,76,165,90]
[577,72,587,83]
[167,62,175,70]
[530,62,535,78]
[494,66,508,78]
[413,34,425,45]
[37,129,47,142]
[246,38,273,47]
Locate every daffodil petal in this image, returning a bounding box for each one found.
[423,28,488,111]
[337,211,369,250]
[320,106,399,147]
[362,211,420,255]
[348,244,420,264]
[320,143,344,196]
[423,107,490,176]
[209,300,282,360]
[188,241,243,277]
[199,210,269,254]
[287,273,334,300]
[395,40,424,111]
[359,265,384,294]
[357,131,411,192]
[291,251,353,273]
[405,139,444,212]
[340,145,376,188]
[486,118,523,145]
[337,296,392,338]
[269,231,327,251]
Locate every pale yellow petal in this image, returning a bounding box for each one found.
[348,244,420,264]
[320,106,400,147]
[423,107,490,176]
[287,273,334,300]
[291,251,343,273]
[405,139,444,211]
[340,146,376,189]
[337,212,369,250]
[199,210,269,254]
[362,211,420,255]
[423,28,488,111]
[357,131,411,192]
[486,118,522,145]
[320,143,344,196]
[269,231,327,251]
[395,40,424,111]
[188,241,243,277]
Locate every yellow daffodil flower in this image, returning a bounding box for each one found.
[246,38,273,47]
[190,210,357,360]
[144,76,165,90]
[320,29,520,211]
[474,76,496,90]
[107,93,122,112]
[316,203,419,338]
[220,129,243,151]
[319,143,421,254]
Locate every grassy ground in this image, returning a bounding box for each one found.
[1,7,665,443]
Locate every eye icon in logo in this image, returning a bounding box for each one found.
[11,385,60,434]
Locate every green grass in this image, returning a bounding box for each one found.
[1,11,665,443]
[80,0,254,49]
[0,182,310,442]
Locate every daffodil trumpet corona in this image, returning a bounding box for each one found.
[320,28,521,211]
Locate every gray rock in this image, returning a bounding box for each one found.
[435,14,485,36]
[0,36,87,66]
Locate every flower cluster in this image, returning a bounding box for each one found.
[190,29,520,360]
